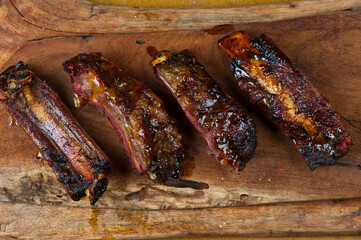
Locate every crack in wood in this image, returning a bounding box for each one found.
[88,4,97,20]
[344,207,361,218]
[2,187,14,202]
[26,35,94,43]
[340,115,361,131]
[8,0,23,17]
[124,185,205,201]
[26,36,66,43]
[7,0,361,38]
[335,162,361,171]
[8,0,92,35]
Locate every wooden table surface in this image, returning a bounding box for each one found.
[89,0,301,8]
[160,237,361,240]
[0,0,361,239]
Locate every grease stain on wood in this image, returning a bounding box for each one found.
[134,12,160,19]
[163,179,209,190]
[89,208,100,236]
[204,24,235,35]
[146,46,159,58]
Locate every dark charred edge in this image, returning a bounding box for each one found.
[88,174,108,205]
[63,52,185,181]
[151,155,184,183]
[301,146,337,171]
[219,31,352,170]
[1,62,111,205]
[0,61,27,96]
[163,179,209,190]
[43,149,91,202]
[252,34,352,165]
[2,61,27,74]
[153,49,257,171]
[235,122,257,171]
[0,61,27,86]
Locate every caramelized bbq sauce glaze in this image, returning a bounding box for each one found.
[219,31,352,170]
[63,53,185,182]
[0,62,111,204]
[151,50,257,171]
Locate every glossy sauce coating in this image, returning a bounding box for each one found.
[0,62,111,204]
[219,31,352,170]
[151,50,257,171]
[63,53,185,182]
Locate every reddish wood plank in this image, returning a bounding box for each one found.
[1,198,361,239]
[0,3,361,239]
[1,0,361,68]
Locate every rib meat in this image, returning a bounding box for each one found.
[0,62,111,204]
[63,53,185,182]
[219,31,352,170]
[151,50,257,171]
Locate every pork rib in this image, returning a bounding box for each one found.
[151,50,257,171]
[0,62,111,204]
[219,31,352,170]
[63,53,185,182]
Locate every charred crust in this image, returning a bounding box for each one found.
[88,174,108,205]
[0,62,35,98]
[153,49,257,171]
[220,31,352,169]
[64,53,185,182]
[1,63,111,205]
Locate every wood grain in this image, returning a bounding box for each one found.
[89,0,302,8]
[1,0,361,69]
[11,0,361,34]
[1,198,361,239]
[0,9,361,238]
[1,0,361,238]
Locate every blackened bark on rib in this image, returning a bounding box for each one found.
[63,53,185,182]
[152,50,257,171]
[0,62,111,204]
[219,31,352,170]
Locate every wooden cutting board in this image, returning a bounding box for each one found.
[1,0,361,239]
